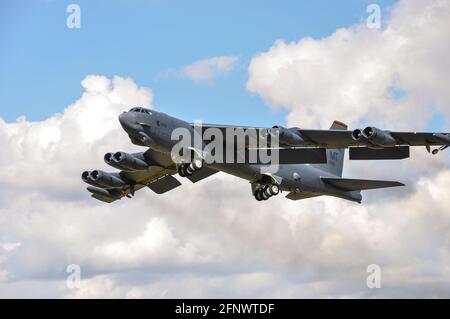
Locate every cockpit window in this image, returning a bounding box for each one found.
[129,107,152,115]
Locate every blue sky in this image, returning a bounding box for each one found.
[1,0,399,127]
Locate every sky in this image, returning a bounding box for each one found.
[0,0,449,298]
[1,0,400,127]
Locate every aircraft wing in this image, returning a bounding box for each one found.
[85,165,181,203]
[197,123,449,159]
[199,123,448,147]
[292,130,449,147]
[83,148,221,203]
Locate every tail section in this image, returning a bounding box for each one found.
[312,120,347,177]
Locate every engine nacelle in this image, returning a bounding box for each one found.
[352,128,382,149]
[82,170,104,188]
[104,153,124,170]
[89,170,126,188]
[104,152,149,171]
[362,126,397,147]
[112,152,149,171]
[271,126,305,146]
[352,128,366,142]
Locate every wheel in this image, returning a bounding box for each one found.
[261,190,270,200]
[178,165,186,177]
[269,184,279,196]
[432,149,439,155]
[185,165,194,176]
[263,185,272,197]
[192,159,203,170]
[254,191,263,201]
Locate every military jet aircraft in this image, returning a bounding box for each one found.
[82,107,449,203]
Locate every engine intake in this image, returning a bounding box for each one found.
[104,153,123,170]
[271,126,305,146]
[82,171,103,188]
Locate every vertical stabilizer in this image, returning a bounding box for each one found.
[312,120,347,177]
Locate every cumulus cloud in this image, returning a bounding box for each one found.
[247,0,450,130]
[0,0,449,299]
[0,75,152,202]
[181,56,239,82]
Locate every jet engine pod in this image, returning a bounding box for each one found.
[362,127,397,147]
[104,152,124,170]
[112,152,149,171]
[89,170,126,188]
[351,128,363,141]
[352,128,382,149]
[271,125,305,146]
[82,171,98,187]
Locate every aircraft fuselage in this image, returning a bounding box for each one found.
[118,108,362,203]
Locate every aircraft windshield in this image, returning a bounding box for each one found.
[129,107,152,114]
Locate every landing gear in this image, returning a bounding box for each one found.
[177,159,203,177]
[268,184,279,196]
[255,191,264,201]
[254,184,280,201]
[432,145,448,155]
[191,159,203,170]
[177,165,187,177]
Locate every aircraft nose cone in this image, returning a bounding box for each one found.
[118,112,138,132]
[118,112,128,125]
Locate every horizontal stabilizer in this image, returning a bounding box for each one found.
[185,167,218,183]
[147,175,181,194]
[321,177,404,191]
[349,146,409,160]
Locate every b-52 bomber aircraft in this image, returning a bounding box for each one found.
[82,107,449,203]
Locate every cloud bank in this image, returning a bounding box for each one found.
[0,0,449,298]
[247,0,450,130]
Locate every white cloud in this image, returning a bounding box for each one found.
[181,56,239,82]
[0,75,152,200]
[91,218,207,269]
[0,0,449,298]
[246,0,450,130]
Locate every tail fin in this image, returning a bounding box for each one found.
[312,120,347,177]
